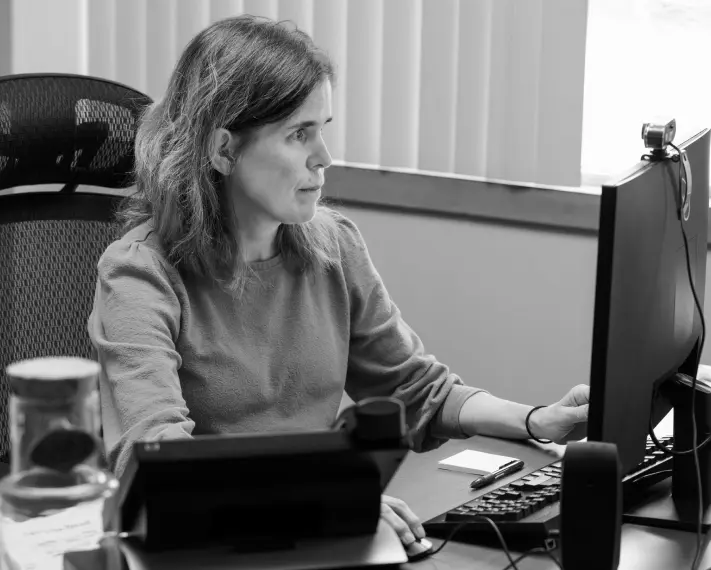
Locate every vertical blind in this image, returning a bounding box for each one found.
[6,0,588,187]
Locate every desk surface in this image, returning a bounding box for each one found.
[64,429,710,570]
[387,435,711,570]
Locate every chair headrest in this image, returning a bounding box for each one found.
[0,73,153,191]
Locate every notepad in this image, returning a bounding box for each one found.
[437,450,520,476]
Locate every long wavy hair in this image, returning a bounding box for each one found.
[119,15,340,293]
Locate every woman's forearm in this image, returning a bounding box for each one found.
[458,391,537,440]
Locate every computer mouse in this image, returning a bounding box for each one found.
[405,537,434,562]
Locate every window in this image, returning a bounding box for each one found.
[582,0,711,182]
[5,0,589,189]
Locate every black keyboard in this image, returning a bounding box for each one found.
[623,435,674,490]
[423,435,674,550]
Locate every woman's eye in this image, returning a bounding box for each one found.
[292,129,307,142]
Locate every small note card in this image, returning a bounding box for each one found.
[437,450,520,476]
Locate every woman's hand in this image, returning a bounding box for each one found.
[529,384,590,443]
[380,495,426,546]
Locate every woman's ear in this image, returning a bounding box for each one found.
[210,128,238,176]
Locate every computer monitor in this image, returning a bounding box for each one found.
[588,126,711,532]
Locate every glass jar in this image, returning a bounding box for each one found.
[0,357,119,570]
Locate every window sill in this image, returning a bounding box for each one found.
[325,163,599,235]
[324,164,711,246]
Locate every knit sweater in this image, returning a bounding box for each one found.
[88,210,483,477]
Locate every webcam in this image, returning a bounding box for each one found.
[641,119,676,156]
[641,118,692,221]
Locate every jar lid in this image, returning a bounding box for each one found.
[6,357,100,401]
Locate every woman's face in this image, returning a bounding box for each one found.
[226,80,333,234]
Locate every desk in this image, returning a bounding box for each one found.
[388,435,711,570]
[66,433,710,570]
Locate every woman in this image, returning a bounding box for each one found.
[88,15,589,549]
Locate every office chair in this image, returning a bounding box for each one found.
[0,73,152,474]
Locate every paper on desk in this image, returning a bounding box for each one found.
[437,449,519,475]
[0,498,105,570]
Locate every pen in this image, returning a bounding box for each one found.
[469,459,525,490]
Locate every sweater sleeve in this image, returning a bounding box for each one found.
[335,213,486,452]
[88,236,194,477]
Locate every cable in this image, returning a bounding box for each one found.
[422,517,555,569]
[423,517,519,569]
[498,544,563,570]
[476,516,520,570]
[423,520,563,570]
[502,546,564,570]
[646,144,710,457]
[649,412,711,455]
[425,521,468,558]
[628,468,673,486]
[647,140,706,570]
[672,141,705,570]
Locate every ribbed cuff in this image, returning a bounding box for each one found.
[430,384,489,439]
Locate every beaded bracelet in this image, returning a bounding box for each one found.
[525,405,553,444]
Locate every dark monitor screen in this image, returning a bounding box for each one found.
[587,127,710,524]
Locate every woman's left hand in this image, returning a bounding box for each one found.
[528,384,590,444]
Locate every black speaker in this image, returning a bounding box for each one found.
[560,441,622,570]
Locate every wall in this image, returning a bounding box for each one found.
[336,205,711,406]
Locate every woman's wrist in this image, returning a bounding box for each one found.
[525,406,553,444]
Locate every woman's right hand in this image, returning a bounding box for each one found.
[380,494,426,546]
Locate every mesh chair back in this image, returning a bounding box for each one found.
[0,74,152,462]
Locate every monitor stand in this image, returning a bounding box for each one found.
[102,519,407,570]
[624,378,711,533]
[623,477,711,533]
